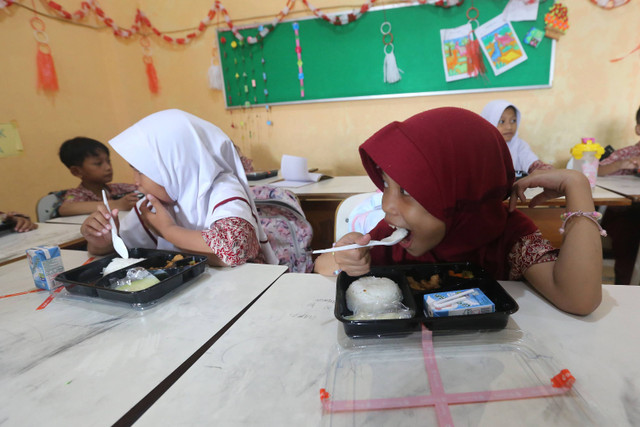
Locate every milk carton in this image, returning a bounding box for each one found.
[424,288,495,317]
[26,246,65,290]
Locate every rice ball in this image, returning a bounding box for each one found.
[346,276,402,315]
[102,258,145,276]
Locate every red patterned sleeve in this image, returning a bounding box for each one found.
[598,142,640,175]
[201,217,262,266]
[507,231,559,280]
[63,187,96,202]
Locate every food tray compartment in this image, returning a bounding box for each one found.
[399,262,518,331]
[335,263,518,337]
[335,268,420,338]
[55,248,207,305]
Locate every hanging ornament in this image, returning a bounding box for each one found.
[544,3,569,40]
[292,22,305,98]
[265,104,273,126]
[208,41,223,90]
[590,0,630,9]
[464,6,485,79]
[31,17,59,92]
[140,36,159,94]
[381,21,402,84]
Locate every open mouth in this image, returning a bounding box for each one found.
[399,230,412,248]
[389,224,412,248]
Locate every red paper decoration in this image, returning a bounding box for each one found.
[31,17,59,92]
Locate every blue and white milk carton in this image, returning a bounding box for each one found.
[26,246,65,290]
[424,288,495,318]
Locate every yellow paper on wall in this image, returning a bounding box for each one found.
[0,121,24,157]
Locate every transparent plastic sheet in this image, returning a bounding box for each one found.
[321,327,604,427]
[109,267,160,291]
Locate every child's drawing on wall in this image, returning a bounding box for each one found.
[476,15,528,75]
[440,23,474,82]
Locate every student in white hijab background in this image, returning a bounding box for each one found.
[481,100,553,175]
[80,109,278,267]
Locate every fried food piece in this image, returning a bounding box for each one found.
[164,254,184,268]
[407,274,441,291]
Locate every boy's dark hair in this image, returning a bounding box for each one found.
[59,137,109,168]
[636,106,640,125]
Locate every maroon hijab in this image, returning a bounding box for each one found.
[359,107,538,279]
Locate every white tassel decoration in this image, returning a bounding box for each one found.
[383,47,403,84]
[208,59,224,90]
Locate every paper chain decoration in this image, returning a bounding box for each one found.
[2,0,465,45]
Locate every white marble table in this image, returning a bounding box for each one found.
[251,175,377,200]
[0,251,287,427]
[523,185,629,206]
[596,175,640,202]
[135,274,639,427]
[45,211,128,225]
[0,222,84,266]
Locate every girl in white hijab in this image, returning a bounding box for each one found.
[81,109,277,267]
[481,100,552,175]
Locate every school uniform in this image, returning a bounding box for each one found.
[110,109,277,266]
[481,100,552,174]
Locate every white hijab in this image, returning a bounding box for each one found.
[480,100,539,173]
[110,109,277,264]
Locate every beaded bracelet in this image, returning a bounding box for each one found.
[559,210,607,237]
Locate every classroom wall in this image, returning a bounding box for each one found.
[1,0,639,218]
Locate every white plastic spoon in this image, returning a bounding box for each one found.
[312,228,408,254]
[101,189,129,259]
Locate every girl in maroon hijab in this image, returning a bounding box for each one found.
[315,107,602,315]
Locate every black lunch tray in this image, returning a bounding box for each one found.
[55,248,208,305]
[335,262,519,338]
[0,220,16,237]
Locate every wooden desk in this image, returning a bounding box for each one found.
[253,176,630,250]
[0,251,287,426]
[0,222,85,266]
[519,186,630,247]
[134,273,640,426]
[596,175,640,202]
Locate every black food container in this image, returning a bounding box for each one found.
[55,248,207,305]
[335,262,518,337]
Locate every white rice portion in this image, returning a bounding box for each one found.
[346,276,403,316]
[102,258,145,276]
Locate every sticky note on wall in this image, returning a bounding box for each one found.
[0,121,24,157]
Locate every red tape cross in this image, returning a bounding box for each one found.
[36,257,95,311]
[0,288,45,299]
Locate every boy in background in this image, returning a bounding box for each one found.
[598,106,640,284]
[598,106,640,176]
[58,137,139,216]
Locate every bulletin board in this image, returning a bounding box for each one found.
[217,2,554,108]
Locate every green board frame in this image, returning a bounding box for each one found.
[217,2,554,108]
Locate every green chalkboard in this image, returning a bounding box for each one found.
[217,2,554,108]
